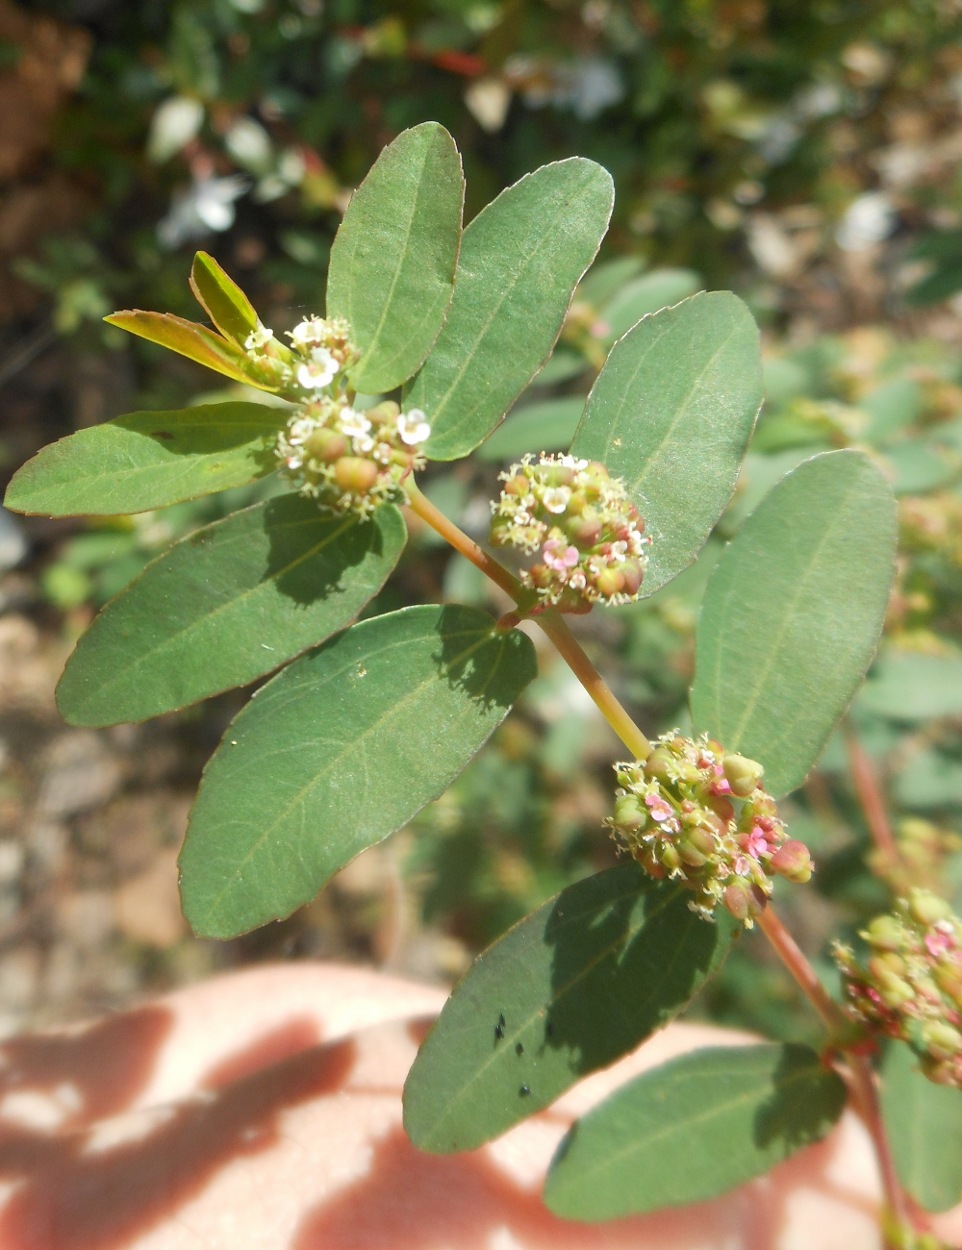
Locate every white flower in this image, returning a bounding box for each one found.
[295,347,339,390]
[288,316,327,349]
[340,408,371,439]
[156,174,248,248]
[542,486,571,514]
[397,408,431,446]
[244,322,275,353]
[287,416,318,445]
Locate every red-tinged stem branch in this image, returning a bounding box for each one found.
[843,717,901,875]
[757,906,849,1034]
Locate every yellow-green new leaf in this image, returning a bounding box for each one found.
[4,403,283,516]
[189,251,260,347]
[179,605,536,938]
[105,310,281,392]
[327,122,464,393]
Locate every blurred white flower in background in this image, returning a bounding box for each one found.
[836,192,896,252]
[157,174,248,249]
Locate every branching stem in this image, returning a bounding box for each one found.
[408,476,912,1239]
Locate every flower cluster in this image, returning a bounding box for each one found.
[489,455,650,612]
[241,314,431,516]
[243,314,360,398]
[276,398,430,517]
[606,732,813,926]
[833,890,962,1089]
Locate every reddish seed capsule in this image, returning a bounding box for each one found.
[334,456,379,493]
[304,429,348,463]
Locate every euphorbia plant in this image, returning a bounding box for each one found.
[7,123,960,1249]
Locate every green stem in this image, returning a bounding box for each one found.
[534,611,652,762]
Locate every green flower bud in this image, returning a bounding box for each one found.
[594,567,625,597]
[864,915,904,951]
[920,1019,962,1061]
[908,889,953,928]
[722,753,764,797]
[613,793,646,835]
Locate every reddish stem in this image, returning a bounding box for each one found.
[843,717,901,875]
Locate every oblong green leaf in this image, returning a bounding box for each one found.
[179,605,536,938]
[326,122,464,393]
[189,251,260,347]
[691,450,897,797]
[403,864,735,1153]
[544,1043,846,1221]
[4,403,283,517]
[105,310,280,390]
[410,158,614,461]
[882,1041,962,1213]
[56,497,406,726]
[570,291,762,596]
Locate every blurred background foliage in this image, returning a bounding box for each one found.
[2,0,962,1034]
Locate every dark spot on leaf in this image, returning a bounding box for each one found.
[519,1083,530,1097]
[545,1021,555,1038]
[151,430,174,440]
[494,1013,505,1042]
[515,1042,524,1057]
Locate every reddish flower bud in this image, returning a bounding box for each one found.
[334,456,379,493]
[769,839,814,883]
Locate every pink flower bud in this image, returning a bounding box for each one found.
[769,839,813,883]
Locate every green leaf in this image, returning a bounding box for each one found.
[860,650,962,721]
[4,403,283,516]
[56,497,406,726]
[179,605,536,938]
[476,396,585,463]
[544,1043,846,1221]
[691,450,897,797]
[189,251,260,347]
[409,158,614,461]
[882,1042,962,1213]
[326,122,464,394]
[570,292,762,597]
[105,310,280,392]
[403,864,735,1153]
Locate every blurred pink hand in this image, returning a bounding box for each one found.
[0,962,958,1250]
